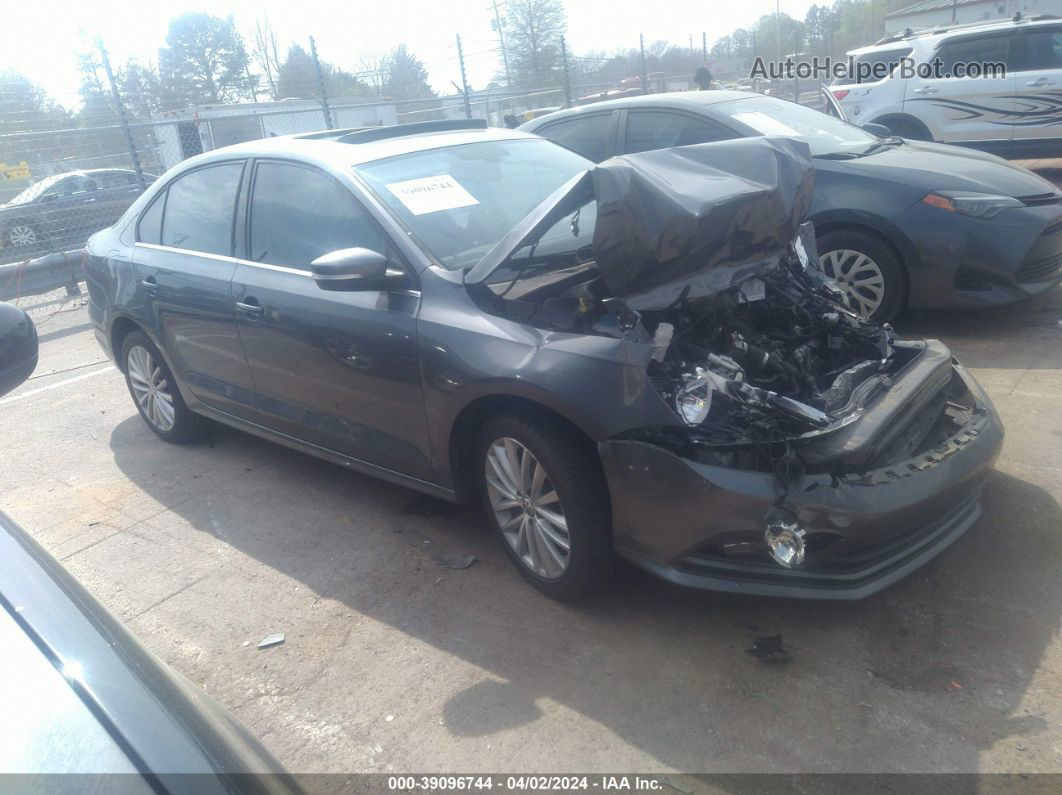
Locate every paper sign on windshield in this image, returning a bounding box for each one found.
[385,174,479,216]
[732,111,800,138]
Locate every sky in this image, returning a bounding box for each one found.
[3,0,816,107]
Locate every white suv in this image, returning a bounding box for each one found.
[831,14,1062,158]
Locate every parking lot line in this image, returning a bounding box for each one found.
[0,365,115,406]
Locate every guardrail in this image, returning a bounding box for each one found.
[0,250,85,303]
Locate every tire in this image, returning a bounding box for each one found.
[4,221,44,252]
[121,330,207,443]
[879,116,931,141]
[816,229,907,322]
[476,413,613,600]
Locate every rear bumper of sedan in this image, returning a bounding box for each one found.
[898,200,1062,310]
[598,360,1003,600]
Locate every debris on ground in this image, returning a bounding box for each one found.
[257,632,285,649]
[434,553,476,569]
[745,634,790,663]
[1015,740,1027,752]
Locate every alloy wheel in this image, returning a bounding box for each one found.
[485,437,571,579]
[127,345,176,432]
[8,225,37,247]
[818,248,886,318]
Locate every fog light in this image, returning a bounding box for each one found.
[764,517,807,568]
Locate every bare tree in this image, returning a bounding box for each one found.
[505,0,566,87]
[356,50,388,98]
[252,17,283,100]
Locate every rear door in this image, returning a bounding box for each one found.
[533,111,618,163]
[132,160,258,420]
[619,109,738,155]
[1011,24,1062,156]
[91,171,147,225]
[230,159,430,479]
[904,31,1017,155]
[38,175,102,247]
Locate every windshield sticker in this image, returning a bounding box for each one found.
[385,174,479,216]
[732,111,800,137]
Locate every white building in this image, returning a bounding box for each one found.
[885,0,1062,33]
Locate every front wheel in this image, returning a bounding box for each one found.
[4,221,43,252]
[816,229,907,322]
[477,413,613,600]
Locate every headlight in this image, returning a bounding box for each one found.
[922,191,1022,219]
[676,369,713,425]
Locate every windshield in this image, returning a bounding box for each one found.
[356,138,592,270]
[713,96,877,157]
[6,174,64,205]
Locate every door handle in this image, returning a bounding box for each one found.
[139,276,158,294]
[912,86,938,95]
[235,298,265,319]
[1026,77,1054,87]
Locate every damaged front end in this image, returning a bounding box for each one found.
[466,137,1003,597]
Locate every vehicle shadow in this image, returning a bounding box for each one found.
[892,284,1062,370]
[108,416,1062,773]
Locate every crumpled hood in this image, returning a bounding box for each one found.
[466,136,815,308]
[591,136,814,307]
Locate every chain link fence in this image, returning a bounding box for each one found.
[1,55,830,299]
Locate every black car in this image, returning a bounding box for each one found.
[86,122,1002,600]
[0,303,296,790]
[1,168,153,261]
[521,91,1062,321]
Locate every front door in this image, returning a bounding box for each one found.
[131,160,258,420]
[231,159,431,479]
[904,30,1017,156]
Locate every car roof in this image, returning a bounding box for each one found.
[191,126,541,172]
[521,90,752,129]
[849,14,1061,55]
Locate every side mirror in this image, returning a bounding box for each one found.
[861,122,893,138]
[310,247,406,292]
[0,303,38,398]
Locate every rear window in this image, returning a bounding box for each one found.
[833,47,912,85]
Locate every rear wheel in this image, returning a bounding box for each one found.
[121,330,207,443]
[879,116,931,141]
[816,229,906,322]
[476,413,612,600]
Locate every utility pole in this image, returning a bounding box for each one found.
[97,39,146,190]
[456,34,472,119]
[639,33,648,95]
[777,0,783,62]
[702,31,708,62]
[560,35,572,108]
[309,36,334,129]
[492,0,512,86]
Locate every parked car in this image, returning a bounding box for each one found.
[830,13,1062,158]
[0,168,154,260]
[0,306,297,790]
[521,90,1062,320]
[86,121,1002,601]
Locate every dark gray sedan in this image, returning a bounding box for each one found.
[85,122,1002,600]
[521,91,1062,320]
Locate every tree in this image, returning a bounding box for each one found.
[275,44,369,101]
[505,0,566,87]
[252,17,283,100]
[382,45,437,121]
[117,60,164,120]
[158,13,252,108]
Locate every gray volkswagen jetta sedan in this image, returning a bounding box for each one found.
[85,120,1003,600]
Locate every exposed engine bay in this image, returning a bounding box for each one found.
[467,136,971,479]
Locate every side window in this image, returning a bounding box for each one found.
[538,115,612,162]
[45,176,96,199]
[248,161,386,269]
[96,172,137,189]
[936,34,1012,76]
[160,162,243,256]
[625,110,733,154]
[1021,29,1062,71]
[137,191,165,245]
